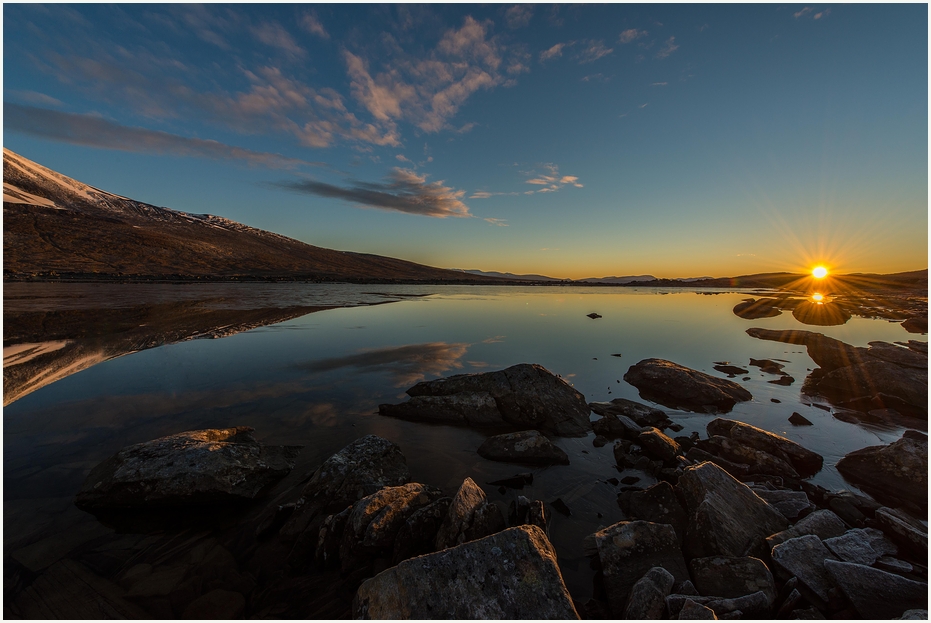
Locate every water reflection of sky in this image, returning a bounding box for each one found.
[3,284,922,599]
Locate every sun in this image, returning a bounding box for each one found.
[812,266,828,279]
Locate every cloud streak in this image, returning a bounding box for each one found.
[524,164,583,193]
[619,28,648,44]
[274,167,471,218]
[656,36,679,59]
[3,104,318,169]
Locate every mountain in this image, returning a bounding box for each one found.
[456,269,564,281]
[577,275,657,284]
[2,149,506,283]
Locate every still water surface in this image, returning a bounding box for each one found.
[3,283,918,603]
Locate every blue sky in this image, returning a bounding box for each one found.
[4,4,927,278]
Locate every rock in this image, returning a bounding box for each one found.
[823,528,897,566]
[792,301,851,326]
[638,427,681,463]
[624,566,675,619]
[746,328,867,372]
[617,482,688,543]
[589,397,668,428]
[181,589,245,619]
[624,359,752,413]
[74,427,300,510]
[477,430,569,465]
[508,496,547,532]
[818,360,927,415]
[874,507,928,558]
[837,432,927,510]
[699,436,800,479]
[791,607,825,619]
[392,496,452,565]
[589,521,689,616]
[593,435,608,447]
[621,475,641,485]
[378,393,503,427]
[705,591,771,617]
[707,419,823,477]
[771,535,838,603]
[689,556,776,604]
[766,509,847,549]
[789,412,813,426]
[897,340,929,354]
[685,447,750,478]
[828,497,866,528]
[867,341,928,369]
[876,556,914,575]
[588,312,602,319]
[768,375,795,386]
[666,594,715,618]
[676,462,787,559]
[487,473,533,489]
[824,559,928,619]
[733,299,782,319]
[338,483,443,572]
[902,317,928,333]
[749,358,786,374]
[714,365,750,377]
[281,436,410,569]
[382,363,592,436]
[750,489,814,522]
[899,609,929,619]
[353,525,579,619]
[776,588,803,617]
[435,477,502,550]
[592,413,644,439]
[679,598,718,619]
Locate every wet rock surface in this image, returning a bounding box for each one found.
[74,427,301,510]
[589,397,670,428]
[733,298,782,319]
[477,430,569,465]
[624,359,752,413]
[707,418,823,477]
[379,363,592,436]
[353,525,579,619]
[836,431,928,509]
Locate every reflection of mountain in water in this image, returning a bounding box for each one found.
[299,342,470,387]
[3,302,332,405]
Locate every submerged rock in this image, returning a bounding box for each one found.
[379,363,592,436]
[624,359,752,413]
[836,431,927,509]
[353,525,579,619]
[477,430,569,465]
[792,301,852,326]
[74,427,301,510]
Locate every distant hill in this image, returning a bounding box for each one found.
[577,275,657,284]
[2,149,506,283]
[456,269,563,281]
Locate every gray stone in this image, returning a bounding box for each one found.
[679,599,718,619]
[378,393,503,427]
[589,398,668,428]
[353,525,579,619]
[477,430,569,465]
[382,363,592,436]
[685,447,750,478]
[392,496,452,565]
[705,591,771,618]
[617,481,689,543]
[624,566,675,619]
[666,594,714,618]
[593,413,644,439]
[624,359,752,413]
[707,419,823,477]
[75,427,300,509]
[638,427,681,463]
[700,436,799,479]
[750,489,814,522]
[589,520,689,616]
[823,528,897,566]
[435,477,503,550]
[876,556,914,575]
[676,462,787,559]
[766,509,847,549]
[899,609,929,619]
[824,559,928,619]
[836,432,927,508]
[689,556,776,605]
[874,507,928,557]
[771,535,838,603]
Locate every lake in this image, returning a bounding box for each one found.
[3,282,921,615]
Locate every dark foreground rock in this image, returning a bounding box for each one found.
[589,397,669,428]
[733,298,782,319]
[353,525,579,619]
[707,418,823,476]
[624,359,752,413]
[477,430,569,465]
[689,556,776,605]
[625,567,675,619]
[75,427,301,510]
[836,431,927,509]
[824,559,928,619]
[435,477,505,550]
[379,363,592,436]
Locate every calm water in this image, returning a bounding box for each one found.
[3,283,921,604]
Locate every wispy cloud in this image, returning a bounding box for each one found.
[455,122,478,134]
[484,217,508,226]
[300,11,329,39]
[619,28,648,44]
[814,9,831,19]
[540,42,567,62]
[6,90,64,107]
[639,102,649,108]
[251,22,306,59]
[505,5,534,29]
[581,73,607,82]
[273,167,471,218]
[651,81,668,86]
[470,190,519,199]
[524,164,583,193]
[575,40,613,64]
[793,7,813,18]
[656,36,679,59]
[4,104,318,169]
[395,154,412,163]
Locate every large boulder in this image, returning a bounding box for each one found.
[676,462,787,559]
[707,419,823,476]
[824,560,928,619]
[749,489,814,522]
[836,431,927,509]
[589,398,668,428]
[766,509,847,549]
[588,520,689,616]
[353,525,579,619]
[823,528,897,566]
[698,436,800,479]
[625,567,675,619]
[689,556,775,605]
[391,497,453,565]
[624,359,752,413]
[74,427,300,510]
[617,482,688,543]
[379,363,592,436]
[435,477,504,550]
[818,360,927,414]
[874,507,928,558]
[770,535,837,603]
[638,427,681,463]
[477,430,569,465]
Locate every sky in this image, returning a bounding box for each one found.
[3,3,928,279]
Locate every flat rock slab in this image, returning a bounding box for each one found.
[589,520,689,616]
[750,489,814,522]
[354,525,579,619]
[823,528,897,566]
[75,427,301,509]
[624,359,752,413]
[707,418,823,476]
[766,509,846,549]
[381,363,592,436]
[824,560,928,619]
[836,432,927,509]
[589,398,668,427]
[477,430,569,465]
[676,462,787,559]
[874,506,928,558]
[689,556,775,604]
[771,535,838,603]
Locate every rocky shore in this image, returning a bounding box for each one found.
[9,356,927,620]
